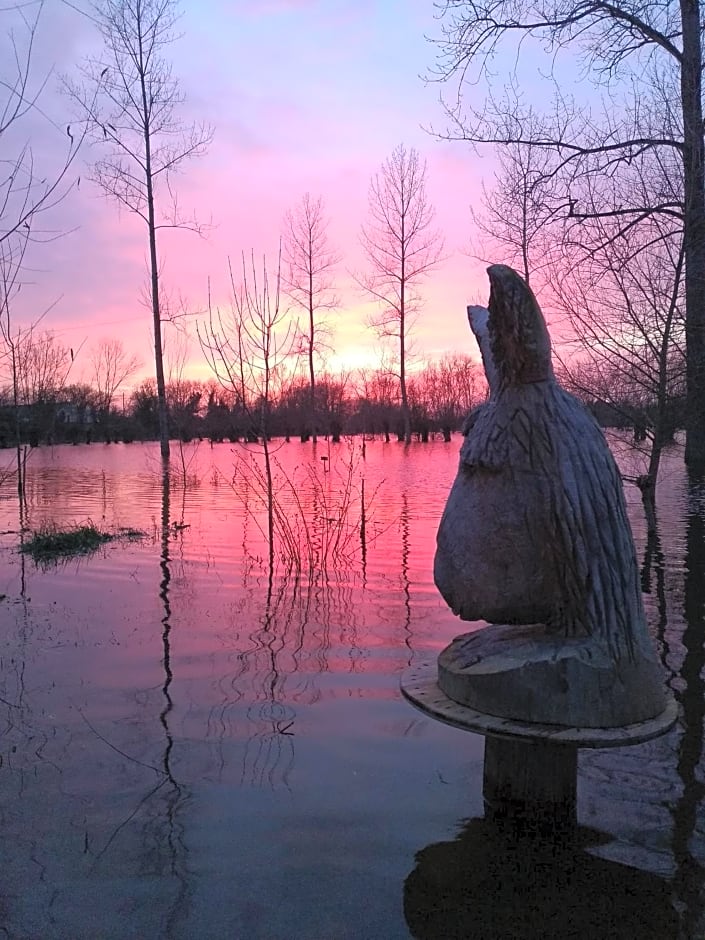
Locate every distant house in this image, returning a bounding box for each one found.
[55,402,94,425]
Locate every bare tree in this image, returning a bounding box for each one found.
[282,193,339,443]
[471,140,559,286]
[473,136,685,524]
[165,329,201,503]
[200,250,295,569]
[431,0,705,466]
[359,144,444,444]
[91,336,141,410]
[354,361,401,441]
[1,2,83,251]
[1,314,75,457]
[0,240,29,504]
[414,353,485,440]
[0,1,87,499]
[15,329,71,406]
[90,337,141,439]
[554,220,686,528]
[67,0,212,459]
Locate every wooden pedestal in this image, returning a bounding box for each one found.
[400,660,677,832]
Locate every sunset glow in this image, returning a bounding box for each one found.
[4,0,494,391]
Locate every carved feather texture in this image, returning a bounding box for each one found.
[456,266,649,663]
[460,358,645,663]
[487,265,553,388]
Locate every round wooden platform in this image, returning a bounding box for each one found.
[401,659,679,748]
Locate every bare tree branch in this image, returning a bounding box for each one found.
[430,0,705,465]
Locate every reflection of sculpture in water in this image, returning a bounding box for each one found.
[404,817,678,940]
[434,265,666,728]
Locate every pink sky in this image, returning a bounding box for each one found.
[6,0,501,389]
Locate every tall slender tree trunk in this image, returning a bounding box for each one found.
[521,187,531,285]
[309,286,317,443]
[639,436,663,539]
[681,0,705,468]
[639,294,679,532]
[11,342,24,511]
[147,185,169,458]
[400,307,411,444]
[260,389,275,571]
[139,36,169,459]
[399,202,411,445]
[399,258,411,445]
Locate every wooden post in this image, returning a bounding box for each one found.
[401,660,677,833]
[483,737,577,831]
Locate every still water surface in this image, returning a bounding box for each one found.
[0,436,703,939]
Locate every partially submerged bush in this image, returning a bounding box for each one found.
[20,522,145,562]
[229,441,387,579]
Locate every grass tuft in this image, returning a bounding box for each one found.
[20,522,146,562]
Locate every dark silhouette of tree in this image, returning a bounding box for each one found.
[473,137,685,524]
[412,354,484,440]
[130,378,159,437]
[67,0,212,459]
[282,193,339,444]
[1,2,83,251]
[432,0,705,466]
[0,3,85,500]
[90,337,141,439]
[200,250,295,569]
[358,144,444,445]
[91,338,141,412]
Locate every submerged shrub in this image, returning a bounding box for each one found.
[20,522,145,563]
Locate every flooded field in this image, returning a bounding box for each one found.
[0,435,702,938]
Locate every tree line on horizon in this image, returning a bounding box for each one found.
[0,324,685,452]
[0,329,485,446]
[0,0,700,519]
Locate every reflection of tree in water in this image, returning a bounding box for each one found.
[634,474,705,934]
[155,463,191,930]
[6,487,30,722]
[88,465,192,928]
[89,464,194,930]
[0,593,31,765]
[640,503,675,688]
[239,570,298,789]
[1,489,53,790]
[638,487,705,928]
[209,563,364,790]
[360,484,418,663]
[579,479,705,933]
[160,465,175,773]
[670,470,705,938]
[204,473,365,789]
[400,491,413,664]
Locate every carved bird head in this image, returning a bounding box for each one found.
[486,265,554,389]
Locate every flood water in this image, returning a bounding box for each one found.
[0,435,703,939]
